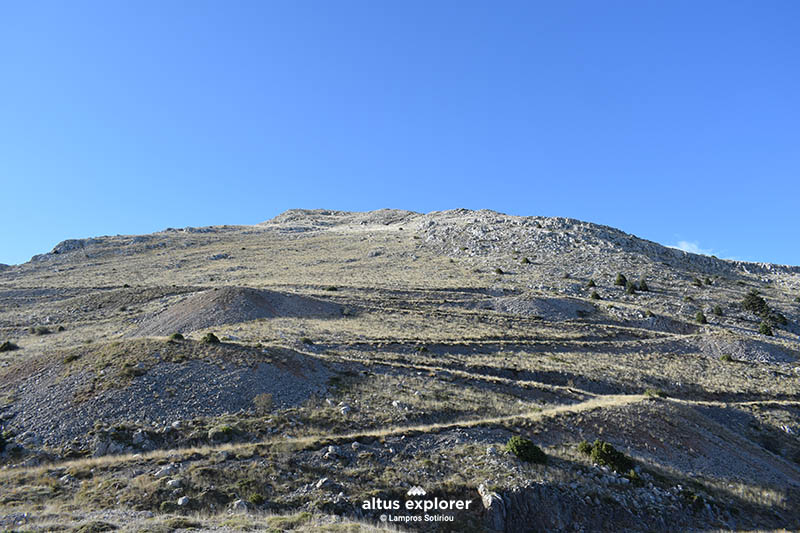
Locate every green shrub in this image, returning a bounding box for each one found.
[712,305,723,316]
[692,278,703,287]
[300,337,314,345]
[683,295,694,302]
[586,279,596,288]
[0,341,19,352]
[577,440,592,455]
[720,354,733,362]
[626,468,642,485]
[208,424,236,442]
[201,332,220,344]
[494,268,504,275]
[248,493,266,505]
[590,291,601,300]
[638,278,649,292]
[759,321,773,336]
[625,281,636,295]
[696,311,707,324]
[588,439,633,472]
[615,273,627,287]
[324,286,338,291]
[169,332,184,341]
[505,435,547,464]
[743,290,770,318]
[521,257,530,264]
[704,277,712,286]
[30,326,51,335]
[63,353,80,364]
[644,388,666,398]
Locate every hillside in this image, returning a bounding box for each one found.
[0,209,799,532]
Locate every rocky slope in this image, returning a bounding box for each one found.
[0,208,798,532]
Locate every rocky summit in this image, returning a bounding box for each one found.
[0,208,799,532]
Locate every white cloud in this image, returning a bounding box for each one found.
[670,240,715,256]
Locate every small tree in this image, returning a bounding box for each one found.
[759,321,773,336]
[586,279,596,288]
[742,290,770,318]
[696,311,707,324]
[638,278,649,292]
[591,291,601,300]
[625,281,636,295]
[615,273,627,286]
[712,305,723,316]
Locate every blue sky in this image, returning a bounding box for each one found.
[2,1,798,266]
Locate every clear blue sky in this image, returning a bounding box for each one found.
[2,1,799,266]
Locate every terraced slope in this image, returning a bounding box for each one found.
[0,209,798,532]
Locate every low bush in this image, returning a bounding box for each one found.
[29,326,51,335]
[506,435,547,464]
[759,321,773,336]
[521,257,530,264]
[587,439,633,472]
[0,341,19,352]
[201,332,220,344]
[638,278,649,292]
[494,268,504,275]
[248,493,266,505]
[720,354,733,362]
[712,305,723,316]
[590,291,601,300]
[169,333,184,341]
[586,279,596,288]
[615,273,627,286]
[208,424,236,442]
[625,281,636,295]
[696,311,707,324]
[578,440,592,455]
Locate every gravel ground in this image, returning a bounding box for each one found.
[6,353,332,445]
